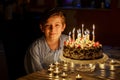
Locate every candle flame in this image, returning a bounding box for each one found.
[93,24,95,29]
[72,28,75,33]
[82,24,84,28]
[69,32,71,36]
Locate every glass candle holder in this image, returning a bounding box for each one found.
[99,63,105,69]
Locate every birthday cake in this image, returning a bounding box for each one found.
[63,24,103,60]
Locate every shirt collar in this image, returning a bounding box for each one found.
[43,35,63,52]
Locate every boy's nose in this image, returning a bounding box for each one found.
[50,25,55,31]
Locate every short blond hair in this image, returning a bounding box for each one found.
[40,8,66,26]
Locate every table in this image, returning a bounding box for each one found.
[17,59,120,80]
[17,46,120,80]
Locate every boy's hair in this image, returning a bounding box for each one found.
[40,8,66,26]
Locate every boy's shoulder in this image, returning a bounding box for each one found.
[30,36,45,46]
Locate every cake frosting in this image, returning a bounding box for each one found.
[63,24,103,60]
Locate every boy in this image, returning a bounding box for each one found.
[24,8,68,74]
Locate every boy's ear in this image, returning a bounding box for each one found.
[40,24,44,32]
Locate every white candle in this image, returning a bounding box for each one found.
[92,24,95,41]
[77,29,81,39]
[72,28,75,41]
[82,24,84,38]
[86,29,90,40]
[69,32,71,41]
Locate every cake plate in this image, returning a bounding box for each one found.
[59,53,109,64]
[59,53,109,72]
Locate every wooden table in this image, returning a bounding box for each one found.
[17,59,120,80]
[17,46,120,80]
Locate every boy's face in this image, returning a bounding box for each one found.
[40,16,66,40]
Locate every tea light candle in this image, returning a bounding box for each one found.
[55,61,59,66]
[76,74,82,80]
[61,72,67,78]
[62,72,66,76]
[49,72,53,78]
[55,67,59,71]
[48,67,53,72]
[49,63,54,68]
[110,59,115,64]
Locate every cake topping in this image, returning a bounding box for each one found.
[64,24,102,49]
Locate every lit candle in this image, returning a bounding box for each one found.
[48,67,53,72]
[86,29,90,41]
[110,59,116,64]
[72,28,75,41]
[76,74,82,80]
[77,29,81,39]
[82,24,84,38]
[92,24,95,41]
[55,67,59,73]
[55,61,59,66]
[49,64,54,68]
[49,72,53,78]
[68,32,71,41]
[61,72,67,78]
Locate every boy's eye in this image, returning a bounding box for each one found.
[44,23,62,29]
[55,24,60,27]
[44,25,50,28]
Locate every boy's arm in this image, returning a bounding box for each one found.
[24,45,43,74]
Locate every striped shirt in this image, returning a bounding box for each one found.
[24,34,68,74]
